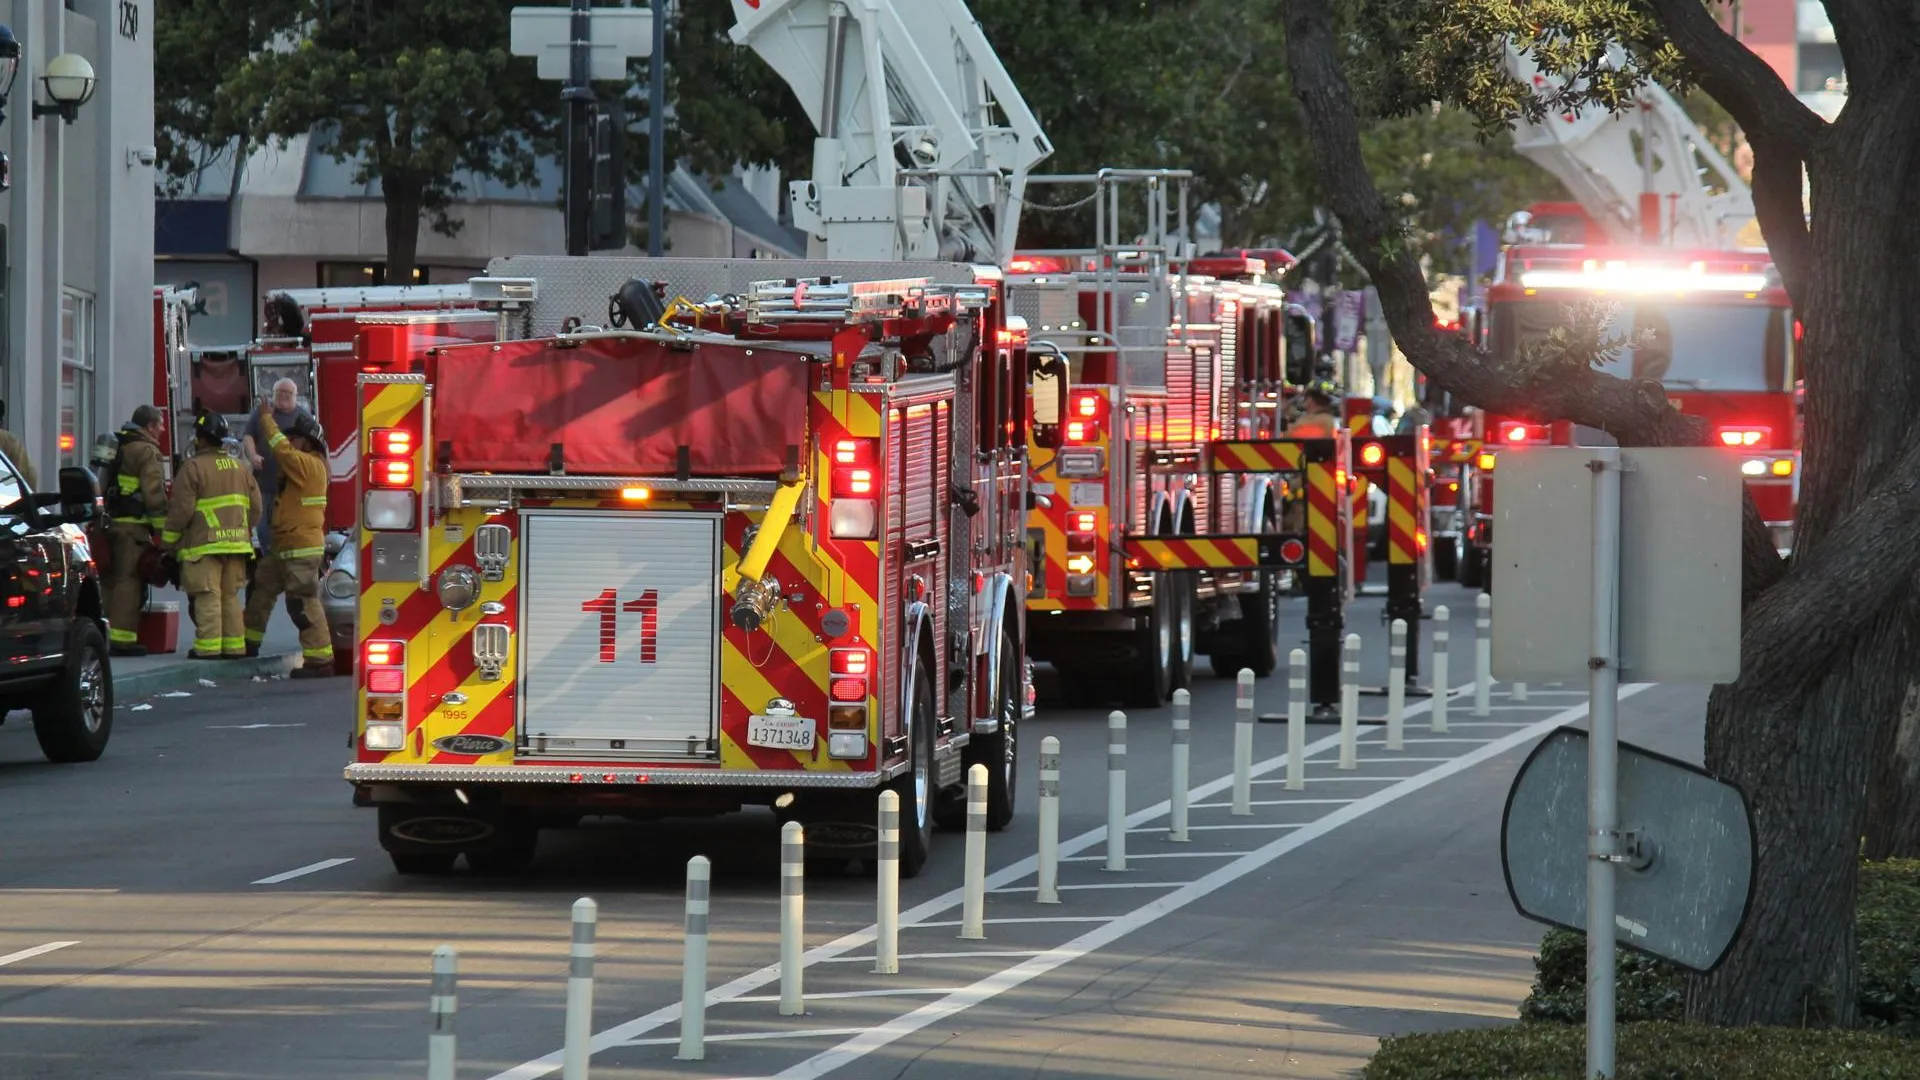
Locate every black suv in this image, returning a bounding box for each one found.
[0,454,112,762]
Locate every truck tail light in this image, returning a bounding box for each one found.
[833,438,875,466]
[1503,423,1547,443]
[831,647,872,676]
[364,639,406,694]
[368,458,414,488]
[829,441,880,539]
[1717,426,1769,447]
[1476,452,1497,472]
[373,428,414,457]
[1066,392,1107,444]
[1359,441,1385,467]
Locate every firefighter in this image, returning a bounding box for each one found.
[1286,382,1342,438]
[103,405,170,657]
[162,411,262,659]
[243,402,335,677]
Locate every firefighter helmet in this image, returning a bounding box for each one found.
[286,412,326,449]
[194,410,230,444]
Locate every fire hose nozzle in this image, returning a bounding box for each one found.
[731,576,781,632]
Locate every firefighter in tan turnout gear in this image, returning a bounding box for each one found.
[244,402,335,677]
[162,411,262,659]
[103,405,170,656]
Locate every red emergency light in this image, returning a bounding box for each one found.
[830,647,871,677]
[1358,442,1386,467]
[1008,255,1072,275]
[368,458,414,488]
[373,427,413,457]
[1503,423,1549,444]
[1717,426,1770,447]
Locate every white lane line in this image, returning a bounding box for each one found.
[1171,823,1306,833]
[1061,851,1240,863]
[990,882,1187,894]
[730,988,965,1005]
[251,858,354,885]
[620,1028,869,1048]
[817,950,1043,964]
[913,917,1113,928]
[0,941,80,967]
[1196,795,1353,804]
[484,679,1474,1080]
[748,685,1650,1080]
[1394,738,1497,745]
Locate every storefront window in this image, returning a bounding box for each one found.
[59,289,96,469]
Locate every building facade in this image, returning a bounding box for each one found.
[3,0,156,481]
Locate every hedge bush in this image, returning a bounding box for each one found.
[1363,1022,1920,1079]
[1519,858,1920,1034]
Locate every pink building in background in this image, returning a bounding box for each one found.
[1731,0,1848,116]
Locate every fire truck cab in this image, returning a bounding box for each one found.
[343,257,1032,878]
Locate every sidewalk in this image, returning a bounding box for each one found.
[111,586,306,701]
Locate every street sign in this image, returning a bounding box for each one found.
[1503,727,1755,972]
[1491,447,1741,683]
[510,6,653,81]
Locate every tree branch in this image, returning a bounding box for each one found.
[1640,0,1826,152]
[1749,138,1811,307]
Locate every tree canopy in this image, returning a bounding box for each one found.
[1284,0,1920,1029]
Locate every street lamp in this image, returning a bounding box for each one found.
[0,25,21,126]
[32,52,94,124]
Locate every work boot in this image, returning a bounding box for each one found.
[245,643,260,658]
[187,650,224,660]
[109,644,148,658]
[290,660,337,679]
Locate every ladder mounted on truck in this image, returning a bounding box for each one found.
[742,277,995,324]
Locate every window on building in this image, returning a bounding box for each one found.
[59,289,96,469]
[1798,43,1845,93]
[316,261,439,288]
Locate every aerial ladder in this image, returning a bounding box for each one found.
[728,0,1054,264]
[1502,43,1755,248]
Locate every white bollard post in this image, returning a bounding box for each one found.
[1513,680,1529,702]
[1169,689,1191,842]
[1431,605,1451,734]
[1232,670,1254,814]
[779,822,805,1015]
[1475,591,1492,717]
[1340,633,1361,769]
[428,945,457,1080]
[1106,711,1128,870]
[562,898,597,1080]
[961,764,989,939]
[676,856,709,1061]
[875,790,900,973]
[1037,736,1061,904]
[1386,618,1407,751]
[1287,649,1307,791]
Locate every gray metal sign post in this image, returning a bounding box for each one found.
[1493,446,1745,1080]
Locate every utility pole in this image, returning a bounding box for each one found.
[648,0,666,256]
[563,0,595,256]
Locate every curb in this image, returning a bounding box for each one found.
[112,651,303,702]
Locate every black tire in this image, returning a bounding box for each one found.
[889,662,937,879]
[1459,544,1485,589]
[1434,533,1460,581]
[1211,497,1283,679]
[969,634,1019,831]
[32,621,113,763]
[465,828,538,874]
[391,852,458,875]
[1168,573,1195,696]
[1124,579,1175,708]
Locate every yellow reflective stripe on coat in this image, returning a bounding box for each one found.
[269,432,288,449]
[117,474,139,494]
[299,496,327,506]
[161,529,183,543]
[280,546,326,560]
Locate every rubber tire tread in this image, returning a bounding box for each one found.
[31,621,112,763]
[891,663,937,879]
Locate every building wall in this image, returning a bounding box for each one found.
[1,0,154,483]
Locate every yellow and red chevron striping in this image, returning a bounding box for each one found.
[1124,536,1259,571]
[1387,456,1419,565]
[1306,461,1340,578]
[1206,440,1305,473]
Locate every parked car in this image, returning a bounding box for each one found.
[322,530,355,675]
[0,457,113,762]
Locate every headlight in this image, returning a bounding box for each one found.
[325,570,357,600]
[437,565,479,611]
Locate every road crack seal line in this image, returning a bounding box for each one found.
[486,680,1546,1080]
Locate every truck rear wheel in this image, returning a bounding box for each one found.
[1434,533,1461,581]
[890,662,937,878]
[1168,574,1195,695]
[1211,568,1281,679]
[1124,580,1175,708]
[968,634,1019,831]
[1459,545,1486,589]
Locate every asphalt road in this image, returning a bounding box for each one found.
[0,581,1705,1080]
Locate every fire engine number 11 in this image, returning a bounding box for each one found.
[580,588,658,664]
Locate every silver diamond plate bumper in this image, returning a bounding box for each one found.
[344,763,884,788]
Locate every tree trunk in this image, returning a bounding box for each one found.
[1865,679,1920,860]
[1282,0,1920,1028]
[383,172,424,286]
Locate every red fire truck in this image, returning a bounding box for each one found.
[343,257,1033,877]
[1007,181,1320,704]
[1451,244,1798,584]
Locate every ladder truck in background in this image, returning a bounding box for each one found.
[1446,44,1800,588]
